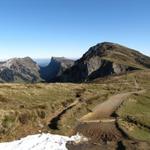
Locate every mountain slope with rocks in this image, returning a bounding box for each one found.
[40,57,74,82]
[0,57,42,83]
[57,42,150,82]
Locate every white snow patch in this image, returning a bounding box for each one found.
[0,133,87,150]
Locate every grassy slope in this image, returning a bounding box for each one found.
[0,70,149,142]
[94,70,150,141]
[102,44,150,69]
[0,83,111,141]
[115,70,150,141]
[0,83,78,141]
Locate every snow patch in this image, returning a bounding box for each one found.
[0,133,87,150]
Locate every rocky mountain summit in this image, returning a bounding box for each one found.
[0,57,42,83]
[57,42,150,82]
[40,57,74,82]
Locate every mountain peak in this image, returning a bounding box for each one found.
[40,57,74,82]
[57,42,150,82]
[82,42,119,59]
[0,57,42,83]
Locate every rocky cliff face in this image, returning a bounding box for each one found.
[40,57,74,82]
[0,57,42,83]
[57,42,150,82]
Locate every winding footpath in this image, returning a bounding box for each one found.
[80,90,145,122]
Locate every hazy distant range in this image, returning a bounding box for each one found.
[33,58,51,67]
[0,58,77,67]
[34,58,77,67]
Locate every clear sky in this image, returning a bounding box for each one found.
[0,0,150,59]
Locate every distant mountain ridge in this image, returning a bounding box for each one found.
[34,58,51,67]
[0,42,150,83]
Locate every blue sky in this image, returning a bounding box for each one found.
[0,0,150,59]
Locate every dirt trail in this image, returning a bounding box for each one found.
[48,100,79,130]
[72,90,145,143]
[48,88,86,130]
[80,90,145,121]
[68,89,147,149]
